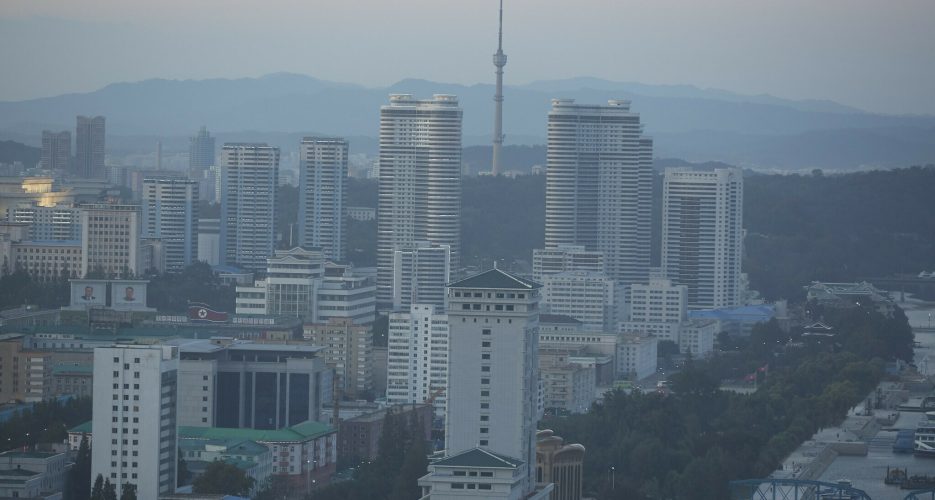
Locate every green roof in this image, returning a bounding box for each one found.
[448,269,540,290]
[0,468,40,477]
[179,438,268,457]
[432,448,523,469]
[0,451,62,459]
[180,421,334,443]
[69,421,92,433]
[52,363,93,375]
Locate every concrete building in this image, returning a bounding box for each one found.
[615,334,657,381]
[258,247,325,318]
[0,450,68,499]
[386,304,449,418]
[52,361,93,398]
[315,264,376,325]
[337,403,432,462]
[172,338,332,430]
[662,168,744,309]
[142,177,199,272]
[531,245,604,284]
[535,431,584,500]
[621,278,687,343]
[377,94,462,307]
[541,271,615,332]
[10,202,82,241]
[79,203,141,278]
[189,126,215,178]
[40,130,70,171]
[178,438,271,493]
[432,269,543,497]
[392,242,451,312]
[679,319,718,358]
[75,116,105,179]
[91,344,178,499]
[545,100,653,285]
[538,349,595,414]
[197,218,220,266]
[11,239,82,281]
[298,137,347,262]
[0,334,52,403]
[302,318,373,400]
[219,143,280,272]
[346,206,375,222]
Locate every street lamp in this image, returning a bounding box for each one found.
[610,466,615,491]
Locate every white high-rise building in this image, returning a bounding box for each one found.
[531,244,604,284]
[621,278,687,342]
[219,143,280,272]
[79,204,140,278]
[545,99,653,285]
[141,177,199,272]
[387,304,449,418]
[441,269,542,496]
[298,138,347,262]
[377,94,462,307]
[91,345,178,499]
[11,202,81,241]
[188,126,215,176]
[662,168,744,309]
[541,270,615,331]
[392,242,451,312]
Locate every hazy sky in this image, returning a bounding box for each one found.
[2,0,935,115]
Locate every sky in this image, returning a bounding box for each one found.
[2,0,935,115]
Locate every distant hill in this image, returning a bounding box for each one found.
[0,140,40,167]
[2,73,934,169]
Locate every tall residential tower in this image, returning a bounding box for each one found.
[219,143,279,272]
[545,99,653,285]
[141,177,199,272]
[40,131,71,171]
[661,168,744,309]
[75,116,105,179]
[298,137,347,262]
[376,94,462,307]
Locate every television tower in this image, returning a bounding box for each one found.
[491,0,507,176]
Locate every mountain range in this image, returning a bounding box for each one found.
[1,73,933,170]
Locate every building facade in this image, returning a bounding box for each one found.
[531,244,604,284]
[661,168,744,309]
[75,116,105,179]
[298,137,348,262]
[392,242,450,312]
[11,240,82,281]
[189,126,215,177]
[79,203,140,278]
[141,177,199,272]
[615,334,657,381]
[545,100,653,285]
[302,318,373,400]
[386,304,449,418]
[10,203,82,241]
[0,334,52,403]
[91,345,178,499]
[219,143,280,272]
[444,269,542,495]
[377,94,462,307]
[40,130,71,171]
[541,271,615,332]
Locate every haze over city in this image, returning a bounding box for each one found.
[3,0,935,115]
[0,1,934,500]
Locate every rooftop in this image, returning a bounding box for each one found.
[539,314,583,325]
[433,448,523,469]
[179,420,334,443]
[448,268,540,291]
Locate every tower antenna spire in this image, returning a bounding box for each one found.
[491,0,507,176]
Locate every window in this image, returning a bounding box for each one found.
[479,439,488,446]
[482,329,491,335]
[451,483,464,489]
[453,471,466,477]
[480,390,489,397]
[481,341,491,348]
[479,484,492,490]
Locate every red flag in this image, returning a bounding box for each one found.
[188,303,229,322]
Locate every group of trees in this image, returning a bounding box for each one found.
[0,397,91,449]
[542,303,910,499]
[308,408,428,500]
[144,261,235,312]
[0,269,71,309]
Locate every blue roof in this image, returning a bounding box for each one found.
[688,304,775,322]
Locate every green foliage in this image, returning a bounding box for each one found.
[543,304,903,499]
[192,460,256,496]
[309,409,429,500]
[177,450,192,487]
[119,483,137,500]
[0,397,92,449]
[0,140,40,167]
[64,435,92,500]
[145,262,235,313]
[346,219,376,267]
[90,475,104,500]
[0,270,70,309]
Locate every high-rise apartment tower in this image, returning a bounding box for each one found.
[219,143,279,272]
[75,116,105,178]
[376,94,462,307]
[298,137,347,262]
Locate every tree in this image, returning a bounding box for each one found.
[389,421,428,500]
[192,460,255,496]
[103,478,117,500]
[177,451,191,487]
[90,474,104,500]
[119,483,137,500]
[65,435,92,500]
